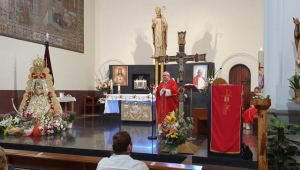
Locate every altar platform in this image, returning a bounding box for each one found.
[0,114,258,169]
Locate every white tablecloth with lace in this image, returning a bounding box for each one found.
[56,97,76,112]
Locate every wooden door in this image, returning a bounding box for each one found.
[229,64,251,111]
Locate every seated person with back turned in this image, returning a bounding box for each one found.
[96,131,149,170]
[243,87,260,129]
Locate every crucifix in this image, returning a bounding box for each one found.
[258,62,264,71]
[156,31,206,114]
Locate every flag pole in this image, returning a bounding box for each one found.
[44,33,54,85]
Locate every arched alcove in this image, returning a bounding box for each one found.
[219,53,258,90]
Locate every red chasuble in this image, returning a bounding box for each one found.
[210,85,242,153]
[243,107,258,124]
[155,79,178,124]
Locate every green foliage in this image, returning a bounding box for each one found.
[288,75,300,90]
[159,134,186,152]
[268,116,300,170]
[62,112,77,123]
[0,126,5,134]
[68,113,77,123]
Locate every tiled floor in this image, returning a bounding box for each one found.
[0,114,258,169]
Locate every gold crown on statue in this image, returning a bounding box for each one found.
[32,57,45,69]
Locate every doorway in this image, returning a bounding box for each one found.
[229,64,251,111]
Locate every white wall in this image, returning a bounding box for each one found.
[0,1,96,90]
[264,0,300,110]
[0,1,264,92]
[95,0,263,89]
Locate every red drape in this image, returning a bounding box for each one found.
[44,44,54,85]
[210,85,242,153]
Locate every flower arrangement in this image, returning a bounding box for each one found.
[253,94,270,99]
[61,111,77,123]
[0,110,75,136]
[97,97,106,104]
[96,81,110,93]
[201,68,221,95]
[95,72,112,93]
[158,111,192,153]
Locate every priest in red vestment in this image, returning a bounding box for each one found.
[243,103,258,129]
[152,71,178,124]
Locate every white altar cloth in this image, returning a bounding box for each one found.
[104,94,155,114]
[56,97,76,102]
[56,97,76,112]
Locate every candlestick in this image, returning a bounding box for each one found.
[110,80,113,90]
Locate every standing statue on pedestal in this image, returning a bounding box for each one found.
[293,17,300,67]
[152,6,168,56]
[19,57,63,118]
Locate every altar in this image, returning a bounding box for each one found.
[104,94,156,122]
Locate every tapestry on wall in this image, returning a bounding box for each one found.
[0,0,84,53]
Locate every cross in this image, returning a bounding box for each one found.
[158,31,206,114]
[258,62,264,71]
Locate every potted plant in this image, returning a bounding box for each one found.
[62,112,77,129]
[268,116,300,169]
[97,97,106,104]
[158,111,190,154]
[288,75,300,100]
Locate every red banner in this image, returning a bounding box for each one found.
[210,85,242,153]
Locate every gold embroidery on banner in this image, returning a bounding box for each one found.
[222,104,230,115]
[221,89,232,115]
[222,89,232,102]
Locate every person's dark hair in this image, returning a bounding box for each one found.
[112,131,132,155]
[117,68,123,76]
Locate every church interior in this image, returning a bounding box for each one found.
[0,0,300,170]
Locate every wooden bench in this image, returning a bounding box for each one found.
[5,149,202,170]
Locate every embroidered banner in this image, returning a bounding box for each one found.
[0,0,84,53]
[210,85,242,153]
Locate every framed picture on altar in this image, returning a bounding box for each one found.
[193,64,208,89]
[113,66,128,86]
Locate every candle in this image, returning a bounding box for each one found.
[118,84,120,91]
[46,33,49,41]
[110,80,113,89]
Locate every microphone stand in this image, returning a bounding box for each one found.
[214,67,222,77]
[148,85,157,140]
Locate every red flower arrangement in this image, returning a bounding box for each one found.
[31,73,46,79]
[96,82,110,93]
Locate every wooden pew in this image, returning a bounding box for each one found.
[5,149,202,170]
